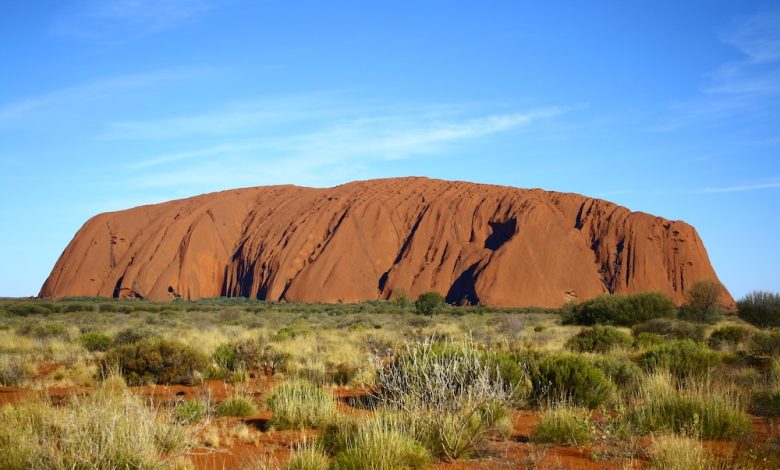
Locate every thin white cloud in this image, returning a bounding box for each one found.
[697,180,780,193]
[655,9,780,131]
[52,0,219,41]
[128,105,567,175]
[0,68,202,125]
[120,99,569,190]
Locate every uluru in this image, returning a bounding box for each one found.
[40,177,731,307]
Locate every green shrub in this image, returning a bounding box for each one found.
[632,319,706,342]
[173,400,209,424]
[591,355,643,391]
[527,354,614,408]
[482,351,531,403]
[750,389,780,417]
[638,340,721,381]
[5,303,55,316]
[212,343,238,371]
[708,325,752,350]
[267,381,336,429]
[16,321,69,340]
[215,396,257,417]
[112,326,159,345]
[79,332,112,352]
[678,280,725,324]
[531,406,592,446]
[272,325,313,341]
[101,338,208,385]
[415,292,445,315]
[748,330,780,361]
[633,332,665,349]
[737,291,780,328]
[98,303,134,313]
[564,292,675,326]
[565,325,633,353]
[60,302,95,313]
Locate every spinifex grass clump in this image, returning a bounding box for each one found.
[0,390,190,469]
[647,435,713,470]
[285,444,331,470]
[267,380,337,429]
[215,394,257,417]
[531,405,592,446]
[375,340,515,461]
[174,399,209,424]
[622,372,751,440]
[327,411,430,470]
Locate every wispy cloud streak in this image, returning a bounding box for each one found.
[656,9,780,131]
[0,68,202,125]
[117,97,570,189]
[696,179,780,193]
[52,0,219,41]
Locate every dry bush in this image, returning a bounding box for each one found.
[375,340,515,461]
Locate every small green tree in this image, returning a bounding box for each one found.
[738,291,780,328]
[415,291,445,315]
[679,279,724,324]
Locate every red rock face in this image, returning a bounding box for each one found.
[39,177,732,307]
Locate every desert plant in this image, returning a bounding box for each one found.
[565,325,633,353]
[215,395,257,417]
[79,331,113,352]
[531,406,592,446]
[564,292,675,326]
[750,387,780,417]
[737,291,780,328]
[101,338,208,385]
[285,444,331,470]
[708,325,752,351]
[330,411,430,470]
[638,340,721,381]
[527,354,614,408]
[60,302,95,313]
[0,390,190,469]
[267,381,336,429]
[623,373,751,440]
[375,341,514,461]
[748,330,780,363]
[591,355,643,391]
[647,435,712,470]
[0,355,34,386]
[112,326,160,345]
[632,319,706,342]
[173,399,209,424]
[678,279,725,324]
[16,321,69,340]
[415,292,445,315]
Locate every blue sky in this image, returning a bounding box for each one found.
[1,0,778,298]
